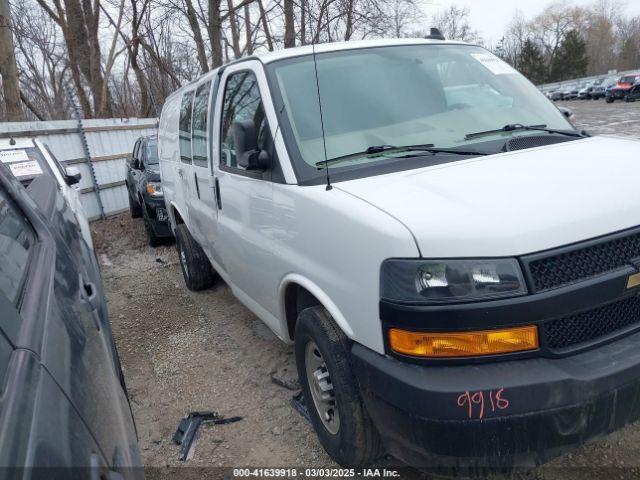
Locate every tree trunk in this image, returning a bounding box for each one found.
[208,0,223,67]
[184,0,209,73]
[226,0,241,59]
[257,0,273,51]
[343,0,354,41]
[300,0,306,45]
[244,2,252,54]
[283,0,295,48]
[0,0,24,121]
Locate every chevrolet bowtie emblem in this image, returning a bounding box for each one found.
[627,272,640,289]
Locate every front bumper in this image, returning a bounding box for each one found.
[143,196,172,238]
[365,257,640,471]
[609,89,630,99]
[352,333,640,471]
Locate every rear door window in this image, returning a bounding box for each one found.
[179,91,195,164]
[0,187,36,305]
[192,81,212,168]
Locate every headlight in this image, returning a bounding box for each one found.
[381,258,527,304]
[146,182,163,197]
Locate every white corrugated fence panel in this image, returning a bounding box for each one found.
[0,118,158,220]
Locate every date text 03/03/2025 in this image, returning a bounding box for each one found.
[232,468,401,477]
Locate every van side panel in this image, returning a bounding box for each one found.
[158,93,182,231]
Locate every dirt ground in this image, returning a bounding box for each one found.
[93,99,640,479]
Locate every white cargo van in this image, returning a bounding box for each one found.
[158,38,640,470]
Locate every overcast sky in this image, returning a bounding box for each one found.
[424,0,640,45]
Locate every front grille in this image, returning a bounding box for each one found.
[527,230,640,291]
[544,296,640,350]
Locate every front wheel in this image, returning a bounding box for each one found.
[142,206,160,247]
[294,306,381,467]
[606,96,615,103]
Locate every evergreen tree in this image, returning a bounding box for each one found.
[549,30,589,82]
[517,39,547,85]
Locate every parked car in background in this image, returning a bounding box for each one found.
[626,81,640,102]
[578,79,603,100]
[560,83,580,100]
[592,77,618,100]
[158,38,640,473]
[0,137,93,250]
[0,160,142,477]
[550,89,564,101]
[125,135,172,246]
[606,73,640,102]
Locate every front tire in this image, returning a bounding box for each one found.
[294,306,381,467]
[142,206,160,247]
[128,192,142,218]
[175,224,215,291]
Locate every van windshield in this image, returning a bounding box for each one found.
[268,44,573,183]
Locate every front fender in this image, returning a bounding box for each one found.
[279,273,354,341]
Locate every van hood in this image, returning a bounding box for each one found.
[336,136,640,257]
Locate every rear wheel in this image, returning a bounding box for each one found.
[175,224,215,291]
[128,192,142,218]
[606,96,615,103]
[294,306,381,467]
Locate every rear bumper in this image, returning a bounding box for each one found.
[351,334,640,471]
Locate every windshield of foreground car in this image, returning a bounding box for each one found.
[269,44,573,182]
[0,146,54,185]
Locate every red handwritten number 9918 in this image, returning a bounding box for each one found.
[456,388,509,419]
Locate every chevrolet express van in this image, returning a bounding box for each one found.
[158,38,640,470]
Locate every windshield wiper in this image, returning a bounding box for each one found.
[315,144,487,168]
[464,124,585,141]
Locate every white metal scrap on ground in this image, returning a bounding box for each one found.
[0,118,158,220]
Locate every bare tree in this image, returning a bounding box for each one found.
[0,0,24,120]
[430,5,481,43]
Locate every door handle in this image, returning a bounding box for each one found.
[177,167,184,178]
[194,172,200,199]
[214,177,222,210]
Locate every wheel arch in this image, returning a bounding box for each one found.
[280,274,354,342]
[168,201,186,231]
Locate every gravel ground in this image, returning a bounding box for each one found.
[94,100,640,479]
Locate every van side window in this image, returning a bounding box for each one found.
[179,91,195,164]
[0,187,35,304]
[220,71,269,170]
[192,81,211,168]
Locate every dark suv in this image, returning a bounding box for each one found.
[126,136,171,246]
[0,161,141,477]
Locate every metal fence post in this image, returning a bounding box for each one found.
[64,84,105,220]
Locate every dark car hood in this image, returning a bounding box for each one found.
[144,169,161,182]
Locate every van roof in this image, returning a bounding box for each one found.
[252,37,465,64]
[163,38,469,103]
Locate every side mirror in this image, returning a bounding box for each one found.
[232,120,270,171]
[558,106,575,123]
[65,166,82,186]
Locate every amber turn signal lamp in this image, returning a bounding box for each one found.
[388,325,538,358]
